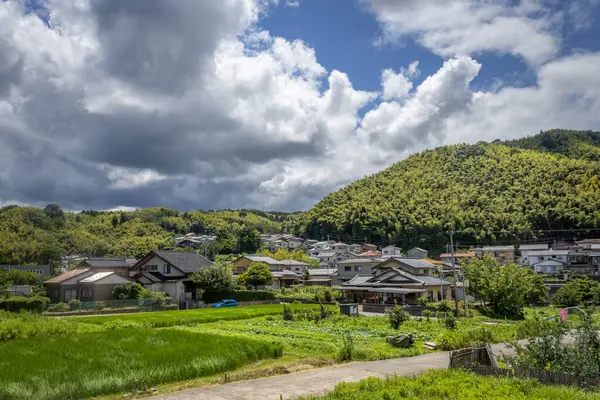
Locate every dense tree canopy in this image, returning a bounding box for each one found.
[238,262,273,289]
[286,130,600,253]
[464,256,546,319]
[551,276,600,307]
[0,207,284,265]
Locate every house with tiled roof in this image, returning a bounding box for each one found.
[340,267,452,305]
[130,250,215,302]
[44,268,134,303]
[78,257,137,277]
[232,255,307,288]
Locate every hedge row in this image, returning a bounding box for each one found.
[0,297,50,312]
[202,290,276,303]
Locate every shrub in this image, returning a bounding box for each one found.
[417,297,429,306]
[387,304,410,330]
[68,300,81,311]
[1,297,50,313]
[47,302,70,313]
[515,317,556,339]
[336,333,354,362]
[443,313,457,330]
[323,289,333,303]
[95,301,105,310]
[283,304,294,321]
[435,300,452,313]
[438,325,494,350]
[423,310,432,322]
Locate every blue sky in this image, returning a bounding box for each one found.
[1,0,600,211]
[261,0,600,92]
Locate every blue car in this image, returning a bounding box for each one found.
[213,299,238,308]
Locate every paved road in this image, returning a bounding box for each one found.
[145,342,517,400]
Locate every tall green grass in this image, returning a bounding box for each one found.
[75,303,318,327]
[0,328,283,400]
[301,369,600,399]
[0,310,101,342]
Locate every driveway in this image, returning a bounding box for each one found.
[144,341,517,400]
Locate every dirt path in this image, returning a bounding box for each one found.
[144,342,517,400]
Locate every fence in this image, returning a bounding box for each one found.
[362,303,437,316]
[468,366,600,388]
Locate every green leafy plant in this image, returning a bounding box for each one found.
[336,333,354,362]
[387,304,410,330]
[443,313,457,330]
[423,310,432,322]
[282,304,294,321]
[67,300,81,311]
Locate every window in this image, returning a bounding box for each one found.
[147,264,158,271]
[52,288,59,298]
[552,255,556,259]
[295,268,300,272]
[64,289,77,302]
[82,288,92,298]
[164,264,171,274]
[354,266,361,271]
[344,266,351,272]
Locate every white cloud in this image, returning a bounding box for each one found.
[0,0,599,213]
[286,1,300,7]
[365,0,560,66]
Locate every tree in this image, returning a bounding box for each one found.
[239,262,272,289]
[464,256,546,319]
[111,215,119,228]
[43,204,64,219]
[191,265,234,294]
[236,227,262,253]
[112,283,144,300]
[0,270,42,287]
[551,276,600,307]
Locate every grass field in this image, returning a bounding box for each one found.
[0,310,102,341]
[74,303,319,327]
[0,328,283,400]
[300,369,600,400]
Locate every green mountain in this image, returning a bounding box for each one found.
[0,207,284,265]
[289,129,600,251]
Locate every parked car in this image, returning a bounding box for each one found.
[213,299,238,308]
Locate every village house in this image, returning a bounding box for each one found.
[439,252,476,265]
[360,243,378,253]
[330,242,349,252]
[373,257,438,276]
[340,267,452,305]
[337,258,383,282]
[77,257,137,277]
[381,245,403,258]
[358,250,382,258]
[305,268,339,286]
[45,268,134,303]
[525,250,568,267]
[473,245,515,264]
[130,250,215,301]
[347,244,362,254]
[231,255,303,288]
[518,244,550,265]
[406,247,428,258]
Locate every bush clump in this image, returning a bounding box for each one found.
[387,304,410,330]
[336,333,354,362]
[46,302,70,313]
[68,300,81,311]
[283,304,294,321]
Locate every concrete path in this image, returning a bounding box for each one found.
[145,342,516,400]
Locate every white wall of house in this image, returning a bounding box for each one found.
[527,254,567,266]
[134,256,185,277]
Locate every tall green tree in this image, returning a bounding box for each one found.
[192,265,234,294]
[551,276,600,307]
[238,262,273,290]
[464,256,546,319]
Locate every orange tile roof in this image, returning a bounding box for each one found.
[439,252,476,258]
[45,268,90,283]
[422,258,446,265]
[358,251,382,257]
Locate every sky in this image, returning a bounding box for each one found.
[0,0,600,212]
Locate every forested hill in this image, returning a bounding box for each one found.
[0,207,284,265]
[289,129,600,251]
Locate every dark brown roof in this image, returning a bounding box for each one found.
[45,269,90,283]
[133,250,215,274]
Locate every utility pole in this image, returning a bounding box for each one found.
[450,231,459,317]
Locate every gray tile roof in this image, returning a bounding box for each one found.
[279,260,310,267]
[519,244,550,251]
[154,250,215,273]
[315,252,338,257]
[527,250,569,256]
[308,268,337,276]
[481,246,515,251]
[242,256,282,265]
[338,258,383,264]
[84,257,137,268]
[343,275,374,286]
[382,257,437,270]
